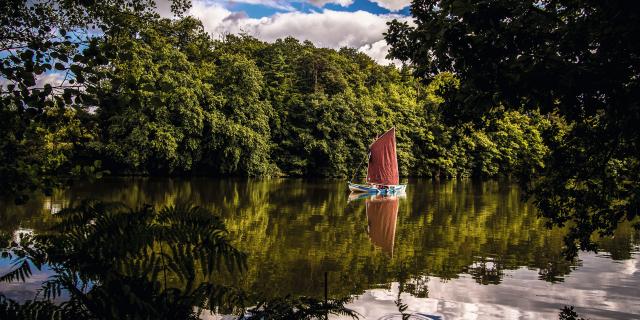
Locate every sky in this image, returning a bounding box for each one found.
[155,0,413,65]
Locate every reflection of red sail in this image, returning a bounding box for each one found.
[366,196,399,255]
[367,128,399,186]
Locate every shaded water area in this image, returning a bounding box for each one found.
[1,178,639,319]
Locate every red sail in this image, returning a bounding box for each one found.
[367,128,399,185]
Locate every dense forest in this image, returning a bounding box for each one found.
[1,15,557,200]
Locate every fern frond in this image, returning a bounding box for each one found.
[0,259,33,282]
[242,296,361,320]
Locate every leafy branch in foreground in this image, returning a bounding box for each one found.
[0,231,46,284]
[241,295,359,320]
[0,200,358,319]
[0,294,62,320]
[1,200,247,318]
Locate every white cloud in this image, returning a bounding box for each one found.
[369,0,411,11]
[188,2,240,36]
[1,72,66,91]
[230,10,394,48]
[358,39,400,66]
[154,0,175,17]
[224,0,297,11]
[307,0,354,7]
[35,72,66,88]
[176,0,353,13]
[228,0,355,10]
[189,1,409,64]
[152,0,410,64]
[155,1,296,17]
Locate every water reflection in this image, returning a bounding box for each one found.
[348,193,403,256]
[0,178,638,319]
[0,201,355,319]
[364,195,401,256]
[343,252,640,319]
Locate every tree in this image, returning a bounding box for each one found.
[0,0,190,201]
[2,2,565,202]
[385,0,640,256]
[94,18,210,174]
[203,53,274,176]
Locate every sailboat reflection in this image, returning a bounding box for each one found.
[349,193,405,255]
[367,195,400,255]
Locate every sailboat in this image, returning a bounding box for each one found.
[348,127,407,194]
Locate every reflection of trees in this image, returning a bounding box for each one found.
[395,180,589,285]
[0,200,356,319]
[464,259,503,285]
[597,221,640,261]
[394,263,429,320]
[0,190,66,233]
[1,179,637,300]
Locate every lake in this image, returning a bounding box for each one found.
[1,178,638,319]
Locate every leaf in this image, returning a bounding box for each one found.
[70,64,82,74]
[34,65,45,75]
[20,50,34,62]
[22,71,36,87]
[54,63,65,70]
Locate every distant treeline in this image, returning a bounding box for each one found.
[2,16,563,195]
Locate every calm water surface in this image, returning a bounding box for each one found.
[1,178,639,319]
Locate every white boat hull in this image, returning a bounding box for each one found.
[348,183,406,194]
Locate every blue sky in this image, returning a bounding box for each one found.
[224,0,411,18]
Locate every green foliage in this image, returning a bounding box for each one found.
[203,53,273,176]
[95,21,210,173]
[207,35,552,180]
[2,4,556,201]
[408,73,551,179]
[0,0,189,201]
[385,0,640,256]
